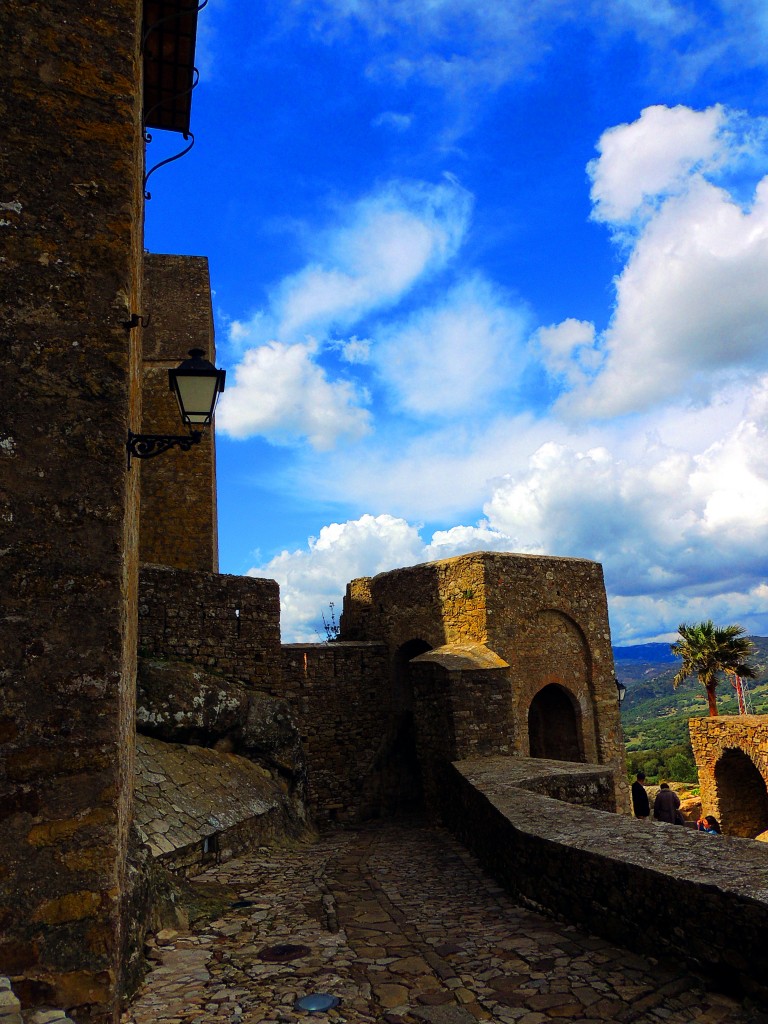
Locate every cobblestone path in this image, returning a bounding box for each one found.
[124,822,765,1024]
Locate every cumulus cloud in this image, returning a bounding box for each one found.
[551,105,768,418]
[535,319,599,388]
[483,382,768,604]
[271,176,472,338]
[220,176,471,445]
[247,514,425,640]
[216,338,370,448]
[373,277,531,418]
[588,104,726,225]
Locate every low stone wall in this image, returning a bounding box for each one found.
[134,736,305,876]
[442,756,768,1007]
[139,566,281,691]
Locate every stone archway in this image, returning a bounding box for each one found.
[714,748,768,838]
[689,718,768,838]
[528,683,584,762]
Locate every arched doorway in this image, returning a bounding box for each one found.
[715,748,768,838]
[366,639,432,817]
[528,683,584,762]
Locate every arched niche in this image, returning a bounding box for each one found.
[528,682,585,763]
[714,747,768,838]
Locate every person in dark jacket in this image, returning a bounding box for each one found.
[631,771,650,818]
[653,782,682,824]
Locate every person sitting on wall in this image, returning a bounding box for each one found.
[653,782,682,824]
[696,814,722,835]
[631,771,650,819]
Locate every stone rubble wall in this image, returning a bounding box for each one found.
[279,643,391,824]
[0,978,74,1024]
[443,756,768,1007]
[139,566,281,692]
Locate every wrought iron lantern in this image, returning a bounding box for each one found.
[615,677,627,703]
[127,348,226,467]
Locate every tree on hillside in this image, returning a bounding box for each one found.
[670,620,755,717]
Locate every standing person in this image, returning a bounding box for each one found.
[631,771,650,819]
[653,782,682,824]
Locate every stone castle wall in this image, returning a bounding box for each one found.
[689,717,768,838]
[0,1,144,1018]
[279,643,391,824]
[486,554,627,807]
[140,255,219,573]
[340,553,629,812]
[139,566,281,692]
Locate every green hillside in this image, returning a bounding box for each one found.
[617,636,768,783]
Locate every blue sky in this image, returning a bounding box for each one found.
[144,0,768,643]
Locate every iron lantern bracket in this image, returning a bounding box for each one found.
[127,429,202,468]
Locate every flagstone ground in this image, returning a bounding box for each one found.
[123,822,766,1024]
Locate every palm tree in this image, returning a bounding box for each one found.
[670,620,755,717]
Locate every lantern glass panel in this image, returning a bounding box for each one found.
[174,371,220,425]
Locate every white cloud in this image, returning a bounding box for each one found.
[293,1,768,98]
[216,338,370,448]
[373,277,530,418]
[483,385,768,603]
[220,176,472,445]
[247,514,425,640]
[271,176,473,338]
[588,104,726,225]
[372,111,413,131]
[535,319,599,388]
[552,105,768,418]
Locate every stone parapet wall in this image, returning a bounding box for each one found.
[139,566,281,691]
[342,557,487,649]
[279,643,390,824]
[443,757,768,1007]
[689,717,768,838]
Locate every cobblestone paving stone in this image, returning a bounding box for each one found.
[123,822,767,1024]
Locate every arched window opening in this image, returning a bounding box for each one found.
[715,748,768,838]
[528,683,584,762]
